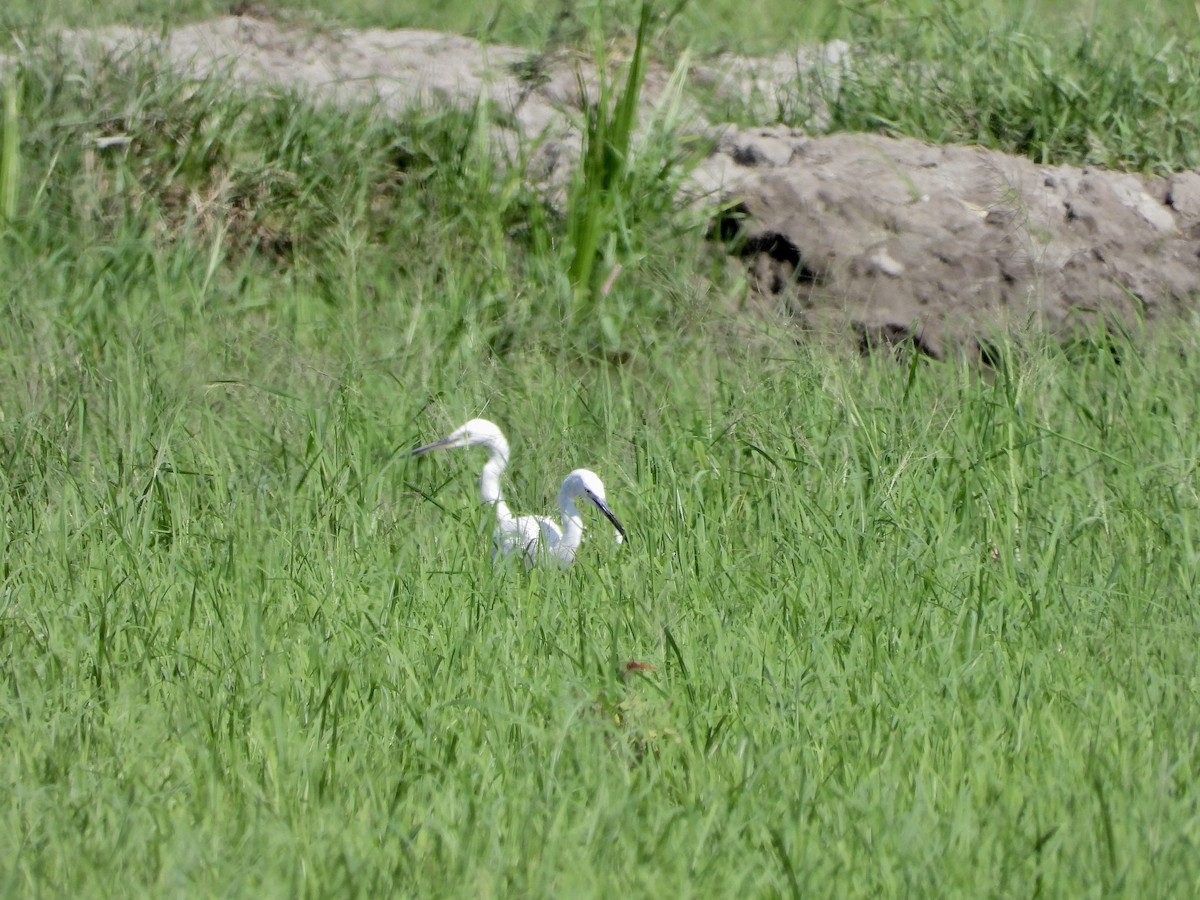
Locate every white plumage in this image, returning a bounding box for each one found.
[410,419,627,567]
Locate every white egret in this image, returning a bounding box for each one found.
[410,419,627,567]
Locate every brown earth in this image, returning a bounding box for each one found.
[702,130,1200,358]
[33,15,1200,357]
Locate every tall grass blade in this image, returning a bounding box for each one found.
[1,74,19,223]
[565,2,654,304]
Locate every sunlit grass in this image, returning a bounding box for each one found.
[5,266,1200,894]
[1,5,1199,896]
[803,2,1200,171]
[4,0,1198,54]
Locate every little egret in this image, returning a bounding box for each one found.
[410,419,627,567]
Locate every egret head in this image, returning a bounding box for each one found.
[560,468,628,544]
[411,418,508,457]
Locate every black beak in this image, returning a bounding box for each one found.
[410,436,456,457]
[586,490,628,545]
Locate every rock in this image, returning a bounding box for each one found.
[719,129,797,167]
[1167,172,1200,237]
[703,130,1200,358]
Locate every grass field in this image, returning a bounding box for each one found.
[3,2,1200,896]
[5,0,1200,52]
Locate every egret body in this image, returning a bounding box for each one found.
[410,420,627,567]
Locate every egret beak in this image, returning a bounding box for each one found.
[411,435,460,456]
[586,490,628,546]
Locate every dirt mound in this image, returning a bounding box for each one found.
[34,16,1200,354]
[702,130,1200,357]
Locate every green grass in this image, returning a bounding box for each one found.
[2,4,1200,896]
[797,2,1200,171]
[0,77,18,223]
[4,0,1199,54]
